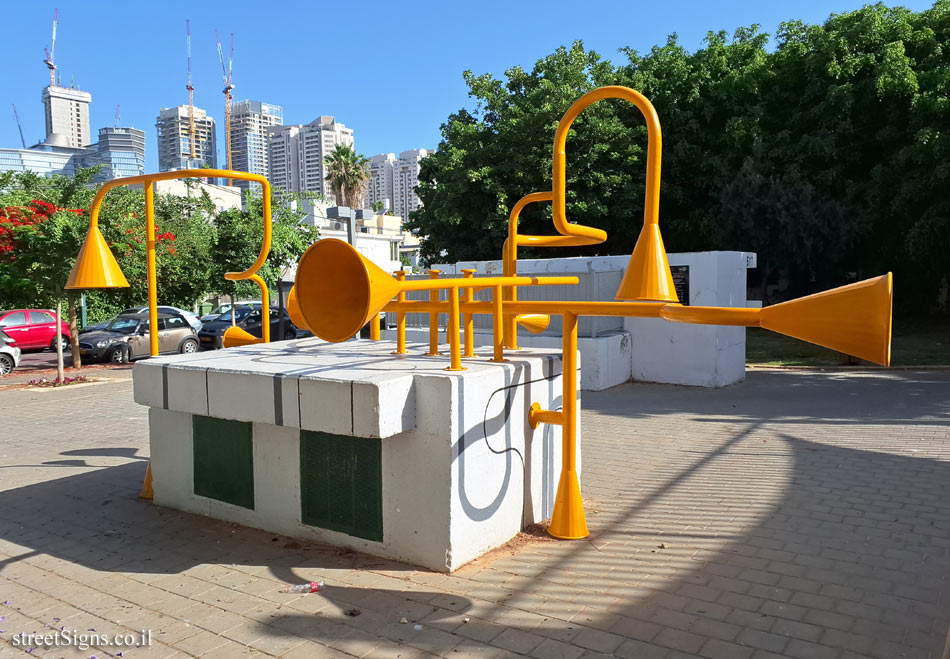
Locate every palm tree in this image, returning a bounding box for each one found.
[324,144,369,208]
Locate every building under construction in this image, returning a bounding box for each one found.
[155,105,217,172]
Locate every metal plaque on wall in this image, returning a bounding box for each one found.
[671,265,690,306]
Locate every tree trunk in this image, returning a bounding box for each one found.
[67,291,82,370]
[55,301,65,382]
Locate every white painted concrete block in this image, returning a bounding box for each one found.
[208,371,277,425]
[352,375,415,438]
[148,408,198,513]
[297,378,352,435]
[132,362,163,408]
[166,367,208,416]
[137,339,576,572]
[252,423,301,532]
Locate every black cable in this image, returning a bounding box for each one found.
[480,368,563,471]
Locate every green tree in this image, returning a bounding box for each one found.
[209,190,320,300]
[324,144,370,208]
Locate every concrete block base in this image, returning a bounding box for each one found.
[134,338,577,572]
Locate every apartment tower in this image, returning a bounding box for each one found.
[267,116,353,199]
[155,105,217,171]
[42,85,92,148]
[364,149,432,219]
[229,100,282,190]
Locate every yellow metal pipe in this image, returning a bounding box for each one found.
[492,285,504,362]
[144,183,159,357]
[370,314,381,340]
[462,269,476,358]
[548,312,588,539]
[446,289,464,371]
[531,409,563,426]
[660,305,761,326]
[394,270,407,354]
[427,270,441,356]
[382,299,670,318]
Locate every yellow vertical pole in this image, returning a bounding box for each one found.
[462,269,476,357]
[144,182,159,357]
[548,312,588,539]
[393,270,406,354]
[370,313,380,340]
[502,239,519,349]
[446,288,464,371]
[492,284,505,362]
[426,269,441,355]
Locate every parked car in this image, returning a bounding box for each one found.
[81,305,202,334]
[0,309,70,351]
[198,304,297,349]
[199,300,261,323]
[77,312,198,363]
[0,329,21,376]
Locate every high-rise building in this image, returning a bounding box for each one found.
[42,85,92,149]
[0,127,145,183]
[267,116,353,199]
[95,127,146,179]
[155,105,217,171]
[364,149,431,219]
[230,100,282,190]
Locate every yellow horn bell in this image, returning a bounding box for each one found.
[615,224,677,302]
[65,226,129,289]
[515,313,550,334]
[286,285,309,331]
[223,325,262,348]
[760,273,893,367]
[296,239,400,342]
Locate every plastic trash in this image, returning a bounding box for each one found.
[282,580,325,594]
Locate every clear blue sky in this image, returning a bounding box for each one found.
[1,0,936,173]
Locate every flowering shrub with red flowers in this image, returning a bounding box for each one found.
[0,199,84,259]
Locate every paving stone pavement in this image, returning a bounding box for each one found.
[0,368,948,659]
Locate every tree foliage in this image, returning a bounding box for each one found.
[0,170,319,322]
[408,2,950,310]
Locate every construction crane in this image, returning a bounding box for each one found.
[43,9,58,86]
[216,30,234,184]
[186,19,196,161]
[115,104,120,127]
[11,104,26,149]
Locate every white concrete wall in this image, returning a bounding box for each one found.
[135,338,576,571]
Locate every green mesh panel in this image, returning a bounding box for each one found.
[300,430,382,542]
[193,415,254,509]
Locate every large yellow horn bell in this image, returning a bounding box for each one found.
[760,274,893,366]
[295,239,400,342]
[65,226,129,289]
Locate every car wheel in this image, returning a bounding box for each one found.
[49,335,70,351]
[108,345,129,364]
[180,338,198,354]
[0,354,13,376]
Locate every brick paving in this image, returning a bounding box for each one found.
[0,367,948,658]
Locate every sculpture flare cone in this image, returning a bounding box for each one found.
[65,226,129,289]
[615,223,677,302]
[223,325,262,348]
[548,470,589,539]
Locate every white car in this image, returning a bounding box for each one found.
[0,329,21,376]
[120,306,202,331]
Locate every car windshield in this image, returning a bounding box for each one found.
[208,304,232,316]
[105,318,142,334]
[120,308,142,315]
[216,306,255,323]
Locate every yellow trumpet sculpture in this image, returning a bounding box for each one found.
[291,86,894,540]
[66,169,276,499]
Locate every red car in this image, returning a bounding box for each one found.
[0,309,70,351]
